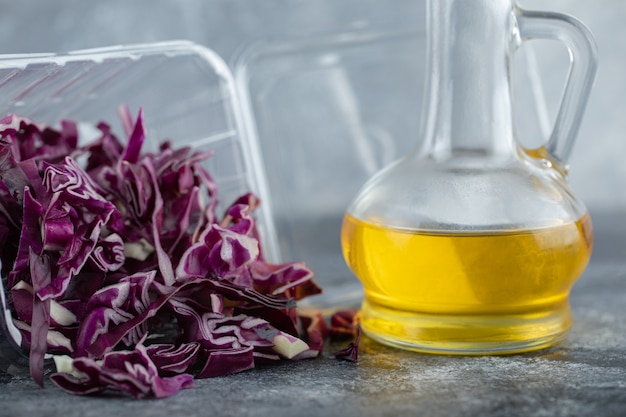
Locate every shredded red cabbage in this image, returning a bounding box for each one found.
[50,337,196,398]
[0,109,326,398]
[332,326,361,363]
[329,310,361,362]
[329,309,360,339]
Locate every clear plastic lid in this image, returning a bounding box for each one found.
[232,30,548,308]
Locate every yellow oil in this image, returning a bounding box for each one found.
[341,213,593,354]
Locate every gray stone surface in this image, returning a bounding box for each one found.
[1,209,625,417]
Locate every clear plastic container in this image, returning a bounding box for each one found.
[0,41,277,368]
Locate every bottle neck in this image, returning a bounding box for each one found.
[418,0,517,160]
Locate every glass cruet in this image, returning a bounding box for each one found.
[341,0,598,354]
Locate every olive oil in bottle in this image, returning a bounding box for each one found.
[341,213,593,353]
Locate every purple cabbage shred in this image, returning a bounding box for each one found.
[0,109,324,399]
[329,309,361,362]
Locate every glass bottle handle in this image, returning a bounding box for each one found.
[516,8,598,166]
